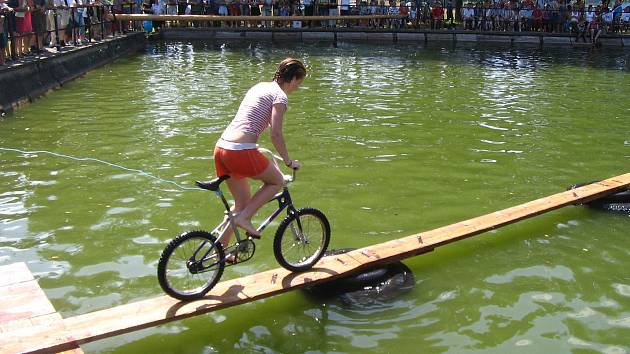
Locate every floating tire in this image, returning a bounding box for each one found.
[303,248,415,307]
[568,182,630,214]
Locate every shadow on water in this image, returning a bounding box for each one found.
[302,248,416,310]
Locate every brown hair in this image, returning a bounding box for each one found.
[273,58,307,84]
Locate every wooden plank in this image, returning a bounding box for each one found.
[0,263,34,287]
[1,173,629,354]
[0,263,83,354]
[0,281,57,324]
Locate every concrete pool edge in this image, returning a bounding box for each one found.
[0,32,146,115]
[158,27,629,47]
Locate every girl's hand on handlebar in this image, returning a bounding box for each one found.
[285,159,300,170]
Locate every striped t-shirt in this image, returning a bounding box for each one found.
[225,81,288,137]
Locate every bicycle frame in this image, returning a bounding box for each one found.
[193,148,302,268]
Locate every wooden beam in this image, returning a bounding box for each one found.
[109,14,406,22]
[1,173,629,353]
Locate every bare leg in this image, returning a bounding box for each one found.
[233,163,284,237]
[220,176,251,248]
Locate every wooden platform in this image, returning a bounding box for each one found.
[0,263,83,354]
[1,173,629,353]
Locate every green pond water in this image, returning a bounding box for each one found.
[1,40,629,353]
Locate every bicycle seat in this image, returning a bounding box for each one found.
[195,175,230,191]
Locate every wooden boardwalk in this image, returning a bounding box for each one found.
[1,172,629,353]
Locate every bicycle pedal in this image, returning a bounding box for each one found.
[246,232,261,240]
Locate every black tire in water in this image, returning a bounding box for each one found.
[157,230,225,301]
[274,207,331,272]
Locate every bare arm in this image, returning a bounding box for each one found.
[269,103,292,167]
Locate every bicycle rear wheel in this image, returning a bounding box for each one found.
[157,230,225,301]
[274,207,331,272]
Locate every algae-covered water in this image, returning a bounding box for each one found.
[1,41,629,353]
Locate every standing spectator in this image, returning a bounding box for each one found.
[432,1,443,29]
[327,0,337,28]
[462,1,473,29]
[409,2,418,27]
[0,0,11,64]
[31,0,45,51]
[585,3,594,28]
[399,0,408,28]
[261,0,270,27]
[249,0,260,27]
[75,0,88,44]
[239,0,249,25]
[590,9,602,43]
[15,0,32,55]
[623,6,630,28]
[519,3,532,31]
[568,4,579,34]
[542,3,550,31]
[445,0,453,26]
[4,0,20,57]
[475,1,483,29]
[575,12,588,41]
[532,3,542,30]
[339,0,348,26]
[302,0,312,26]
[228,0,239,27]
[549,0,560,32]
[166,0,176,15]
[421,0,430,25]
[291,4,301,27]
[151,0,164,30]
[387,0,399,28]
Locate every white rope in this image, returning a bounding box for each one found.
[0,147,200,191]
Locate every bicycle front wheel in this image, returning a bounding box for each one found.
[157,230,225,301]
[274,208,331,272]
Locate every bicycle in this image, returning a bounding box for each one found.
[157,148,331,301]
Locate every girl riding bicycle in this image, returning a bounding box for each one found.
[213,57,306,245]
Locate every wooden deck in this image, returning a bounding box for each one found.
[1,172,629,354]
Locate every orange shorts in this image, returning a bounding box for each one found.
[213,146,270,179]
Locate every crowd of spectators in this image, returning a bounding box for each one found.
[1,0,111,65]
[134,0,630,36]
[2,0,630,65]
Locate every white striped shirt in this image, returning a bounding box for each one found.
[226,81,288,137]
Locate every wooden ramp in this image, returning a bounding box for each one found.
[1,173,629,354]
